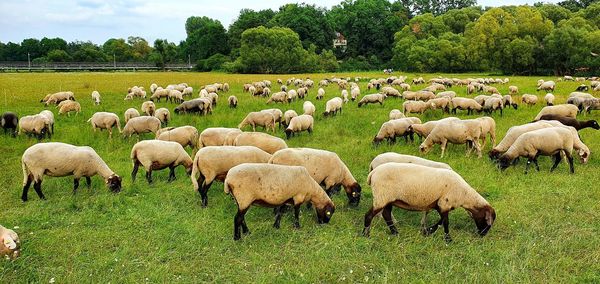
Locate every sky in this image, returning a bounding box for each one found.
[0,0,562,45]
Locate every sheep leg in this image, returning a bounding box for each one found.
[200,181,211,207]
[273,206,284,229]
[21,176,32,202]
[362,207,382,237]
[565,152,575,174]
[525,159,532,174]
[73,178,80,194]
[533,156,540,171]
[85,177,91,188]
[440,140,447,158]
[293,204,301,229]
[146,170,153,184]
[382,204,398,235]
[33,181,46,200]
[550,153,562,172]
[167,166,176,182]
[420,211,429,235]
[441,211,452,243]
[234,209,246,240]
[131,162,140,182]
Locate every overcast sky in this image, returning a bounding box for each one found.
[0,0,561,44]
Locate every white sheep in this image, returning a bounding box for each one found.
[121,116,161,138]
[341,90,349,103]
[419,119,482,158]
[238,111,276,133]
[350,87,360,101]
[373,118,419,145]
[39,110,55,135]
[124,108,140,123]
[544,93,555,106]
[402,100,431,115]
[451,97,482,115]
[18,114,51,140]
[537,80,555,91]
[483,97,504,116]
[141,101,156,116]
[21,142,122,201]
[198,127,242,148]
[317,88,325,100]
[260,108,283,129]
[283,110,298,128]
[428,97,451,113]
[58,100,81,116]
[303,101,316,116]
[474,117,496,149]
[323,97,343,117]
[153,108,170,126]
[534,104,579,120]
[168,90,184,103]
[233,132,288,154]
[284,114,313,139]
[489,121,556,160]
[228,95,238,108]
[521,94,538,106]
[156,125,199,150]
[267,92,288,104]
[363,163,495,242]
[389,109,405,120]
[0,225,20,260]
[358,93,386,107]
[91,91,101,105]
[408,117,460,140]
[88,112,121,138]
[131,140,192,183]
[369,153,451,172]
[182,87,193,97]
[509,86,519,95]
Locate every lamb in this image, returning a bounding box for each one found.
[174,99,205,115]
[537,81,556,91]
[317,88,325,100]
[373,118,419,145]
[323,97,343,116]
[124,108,140,123]
[509,85,519,95]
[87,112,121,138]
[363,163,495,242]
[0,225,20,260]
[260,109,283,128]
[233,132,288,154]
[121,116,161,138]
[389,109,405,120]
[536,114,600,131]
[42,91,75,105]
[369,153,452,172]
[269,148,361,206]
[521,94,538,106]
[21,142,122,201]
[351,87,360,101]
[91,91,101,105]
[225,163,335,240]
[191,146,272,207]
[156,125,199,150]
[451,98,482,115]
[533,104,579,120]
[238,111,276,133]
[198,127,242,148]
[402,100,430,115]
[408,117,460,140]
[131,140,193,183]
[1,112,18,137]
[141,101,156,116]
[483,97,504,116]
[498,127,576,173]
[282,110,298,128]
[285,114,313,139]
[303,101,316,116]
[58,100,81,116]
[18,114,51,140]
[544,93,555,106]
[228,95,238,108]
[267,92,288,104]
[419,119,482,158]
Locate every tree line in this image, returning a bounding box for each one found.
[0,0,598,75]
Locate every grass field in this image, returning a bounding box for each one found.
[1,72,599,282]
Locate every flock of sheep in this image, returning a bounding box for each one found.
[1,73,600,259]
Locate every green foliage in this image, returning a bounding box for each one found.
[319,49,339,72]
[239,26,308,73]
[195,53,230,71]
[46,49,71,62]
[228,9,275,50]
[403,0,478,15]
[268,3,334,52]
[184,16,230,61]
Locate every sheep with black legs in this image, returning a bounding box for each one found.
[88,112,121,138]
[131,140,193,183]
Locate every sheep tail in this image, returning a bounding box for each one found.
[87,117,92,123]
[191,157,200,192]
[366,171,374,186]
[224,180,232,195]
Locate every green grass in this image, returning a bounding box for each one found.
[1,72,599,282]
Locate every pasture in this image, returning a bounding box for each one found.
[1,72,599,282]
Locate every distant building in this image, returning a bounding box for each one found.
[333,32,347,50]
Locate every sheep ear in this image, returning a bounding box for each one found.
[3,236,16,250]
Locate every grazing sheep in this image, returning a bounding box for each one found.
[402,100,430,115]
[544,93,555,106]
[534,104,579,120]
[198,127,241,148]
[389,109,405,120]
[537,81,555,92]
[150,83,158,94]
[141,101,156,116]
[182,87,194,97]
[419,120,482,158]
[285,115,313,139]
[91,91,101,105]
[474,95,490,106]
[121,116,161,138]
[42,91,75,105]
[39,110,54,136]
[502,95,518,109]
[225,163,335,240]
[287,89,298,102]
[0,225,20,260]
[297,87,308,99]
[341,90,349,103]
[474,117,497,149]
[168,90,184,103]
[521,94,538,106]
[1,112,18,137]
[303,101,316,116]
[260,109,283,128]
[483,97,503,116]
[233,132,287,154]
[428,97,451,113]
[228,95,238,108]
[154,108,170,126]
[267,91,288,104]
[363,163,495,242]
[436,91,456,99]
[537,114,600,131]
[358,94,386,107]
[373,118,419,145]
[131,140,193,183]
[498,127,576,174]
[489,121,556,160]
[509,86,519,95]
[238,111,276,133]
[351,87,360,101]
[380,86,401,98]
[18,114,50,140]
[21,142,122,201]
[156,125,199,150]
[124,108,140,123]
[282,110,298,128]
[88,112,121,138]
[191,146,272,207]
[317,88,325,100]
[323,97,343,117]
[369,153,451,172]
[174,99,205,115]
[576,84,589,92]
[150,88,170,102]
[58,100,81,116]
[269,148,361,205]
[408,117,460,140]
[451,98,482,115]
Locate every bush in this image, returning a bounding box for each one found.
[195,53,230,71]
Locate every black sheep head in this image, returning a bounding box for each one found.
[106,175,122,192]
[590,120,600,130]
[468,205,496,236]
[345,183,362,206]
[316,203,335,224]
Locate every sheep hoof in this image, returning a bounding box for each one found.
[443,234,453,243]
[425,225,438,236]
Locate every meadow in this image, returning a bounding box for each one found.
[1,71,599,283]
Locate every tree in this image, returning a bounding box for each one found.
[46,49,71,62]
[401,0,477,16]
[21,38,42,60]
[40,37,67,54]
[150,39,180,67]
[464,8,517,70]
[239,26,307,73]
[558,0,595,12]
[543,16,595,74]
[268,3,334,52]
[439,6,482,34]
[535,4,573,25]
[184,16,230,61]
[228,9,275,50]
[127,36,152,61]
[102,38,132,61]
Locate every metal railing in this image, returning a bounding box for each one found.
[0,61,193,71]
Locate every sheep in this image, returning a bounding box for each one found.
[18,114,50,140]
[380,86,401,98]
[182,87,194,97]
[412,77,425,84]
[488,121,557,160]
[21,142,122,201]
[408,117,460,140]
[419,119,482,158]
[402,100,430,115]
[282,110,298,128]
[351,87,360,101]
[260,109,283,128]
[130,140,192,183]
[128,86,147,99]
[42,91,75,105]
[226,95,238,108]
[198,127,241,148]
[267,91,288,104]
[91,91,101,105]
[502,95,518,109]
[87,112,121,138]
[205,92,219,106]
[537,81,555,91]
[485,86,499,94]
[124,108,140,123]
[322,97,343,117]
[174,99,205,115]
[534,104,579,120]
[121,116,161,138]
[233,132,288,154]
[317,88,325,100]
[191,146,272,207]
[156,125,199,151]
[150,88,170,102]
[363,163,495,242]
[544,93,555,106]
[297,87,308,99]
[582,98,600,114]
[141,101,156,116]
[285,115,313,139]
[223,83,230,92]
[389,109,405,120]
[536,114,600,131]
[1,112,18,137]
[474,95,490,106]
[167,90,184,103]
[428,97,451,113]
[225,163,335,240]
[451,98,482,115]
[238,111,276,133]
[0,225,20,260]
[358,93,386,107]
[287,89,298,102]
[483,97,504,116]
[341,90,349,103]
[576,84,589,92]
[150,83,158,94]
[373,118,419,145]
[369,153,452,172]
[413,90,436,101]
[521,94,538,106]
[269,148,361,205]
[509,86,519,95]
[436,91,456,99]
[303,101,316,116]
[474,117,497,149]
[58,100,81,116]
[498,127,576,174]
